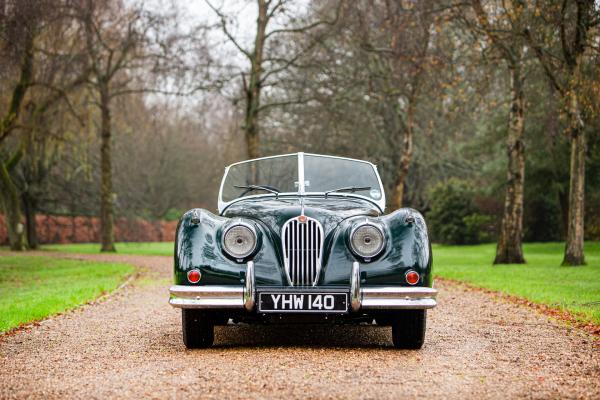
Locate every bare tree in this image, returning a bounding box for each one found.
[75,0,177,251]
[351,1,436,209]
[386,2,434,209]
[0,0,87,250]
[260,1,452,207]
[525,0,599,265]
[0,2,38,250]
[467,0,531,264]
[206,0,340,159]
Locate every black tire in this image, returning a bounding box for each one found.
[391,310,426,349]
[182,309,214,349]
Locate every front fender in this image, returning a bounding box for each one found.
[319,208,433,287]
[174,209,286,286]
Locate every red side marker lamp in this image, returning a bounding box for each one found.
[405,270,420,285]
[187,269,201,283]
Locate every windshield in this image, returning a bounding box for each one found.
[219,153,384,211]
[220,155,297,202]
[303,155,382,200]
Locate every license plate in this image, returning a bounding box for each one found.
[258,292,348,313]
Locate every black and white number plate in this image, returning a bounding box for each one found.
[258,292,348,313]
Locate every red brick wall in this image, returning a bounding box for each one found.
[0,214,178,245]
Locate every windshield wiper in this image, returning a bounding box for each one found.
[324,186,371,197]
[234,184,281,197]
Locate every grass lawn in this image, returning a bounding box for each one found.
[433,242,600,325]
[36,241,600,325]
[43,241,173,256]
[0,255,134,333]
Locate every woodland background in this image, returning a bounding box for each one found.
[1,0,599,266]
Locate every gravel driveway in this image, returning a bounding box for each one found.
[1,253,598,399]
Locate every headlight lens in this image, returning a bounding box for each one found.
[222,224,257,258]
[350,224,385,259]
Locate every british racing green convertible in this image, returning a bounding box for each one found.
[169,153,437,349]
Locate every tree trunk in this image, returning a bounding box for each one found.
[387,2,431,210]
[562,87,586,265]
[245,108,260,160]
[0,31,34,146]
[390,101,415,210]
[494,64,526,264]
[22,192,38,249]
[244,0,268,160]
[99,83,116,252]
[0,160,27,250]
[0,17,34,251]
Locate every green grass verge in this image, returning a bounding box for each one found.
[0,255,134,333]
[43,242,173,256]
[433,242,600,325]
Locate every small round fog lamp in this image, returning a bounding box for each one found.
[187,269,201,283]
[405,270,420,285]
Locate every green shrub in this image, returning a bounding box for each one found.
[427,179,494,245]
[523,193,563,242]
[585,192,600,241]
[463,214,495,244]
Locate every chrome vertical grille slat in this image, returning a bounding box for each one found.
[281,216,324,286]
[300,222,304,285]
[294,221,298,283]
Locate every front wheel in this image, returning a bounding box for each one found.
[182,309,214,349]
[391,310,426,349]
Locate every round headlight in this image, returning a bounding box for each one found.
[222,224,257,259]
[350,224,385,259]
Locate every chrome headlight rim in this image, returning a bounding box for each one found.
[221,221,258,260]
[349,222,386,260]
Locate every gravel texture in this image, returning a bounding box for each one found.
[1,253,598,399]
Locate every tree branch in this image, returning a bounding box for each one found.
[523,28,564,95]
[6,148,24,172]
[0,30,35,145]
[264,1,341,40]
[471,0,514,63]
[258,96,316,112]
[559,0,574,67]
[205,0,252,59]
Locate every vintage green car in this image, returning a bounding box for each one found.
[169,153,437,349]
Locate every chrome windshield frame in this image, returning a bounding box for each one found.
[218,152,386,214]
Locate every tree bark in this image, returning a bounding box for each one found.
[494,64,526,264]
[99,83,116,252]
[562,84,586,266]
[0,159,27,250]
[245,107,260,160]
[386,1,431,210]
[0,16,35,251]
[243,0,268,160]
[390,101,415,209]
[525,0,592,265]
[22,192,38,249]
[0,35,34,145]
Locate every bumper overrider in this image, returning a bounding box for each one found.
[169,261,437,311]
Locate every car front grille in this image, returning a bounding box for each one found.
[281,216,324,286]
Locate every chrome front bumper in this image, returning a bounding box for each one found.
[169,261,437,311]
[169,261,255,311]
